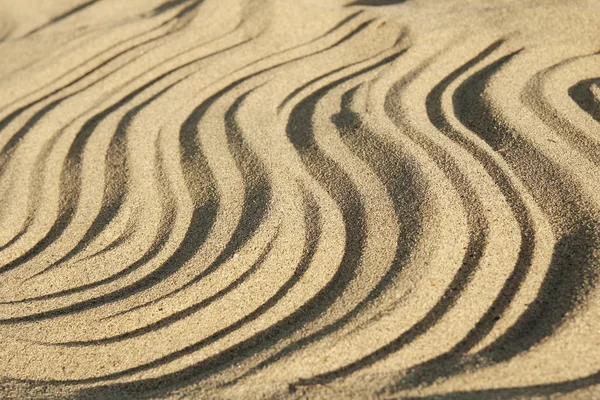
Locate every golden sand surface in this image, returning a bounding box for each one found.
[0,0,599,398]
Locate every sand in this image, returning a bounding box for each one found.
[0,0,599,398]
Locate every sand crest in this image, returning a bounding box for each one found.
[0,0,599,398]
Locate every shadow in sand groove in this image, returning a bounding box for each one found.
[1,0,599,398]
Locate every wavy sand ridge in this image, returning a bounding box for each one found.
[0,0,599,398]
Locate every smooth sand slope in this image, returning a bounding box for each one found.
[0,0,599,398]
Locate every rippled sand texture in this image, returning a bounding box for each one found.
[1,0,600,398]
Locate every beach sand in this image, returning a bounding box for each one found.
[0,0,599,398]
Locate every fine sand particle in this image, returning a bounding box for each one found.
[0,0,599,398]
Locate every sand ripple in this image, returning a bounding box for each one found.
[0,0,599,398]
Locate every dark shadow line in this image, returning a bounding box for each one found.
[523,69,600,166]
[99,88,270,318]
[0,201,217,321]
[80,226,136,261]
[278,42,406,112]
[450,48,600,369]
[347,0,407,6]
[94,86,273,319]
[0,97,64,173]
[104,15,380,317]
[222,10,366,82]
[0,11,217,256]
[56,231,278,346]
[289,42,511,388]
[29,78,184,277]
[11,206,176,304]
[283,69,478,391]
[6,13,397,395]
[0,0,210,137]
[18,37,398,397]
[276,19,380,112]
[0,41,273,315]
[55,184,321,387]
[5,128,180,303]
[5,0,187,94]
[0,3,360,142]
[150,0,202,17]
[24,0,103,38]
[0,77,177,279]
[0,37,249,280]
[569,78,600,123]
[229,51,405,386]
[0,62,222,305]
[0,222,30,252]
[44,54,395,391]
[401,369,600,400]
[229,76,426,388]
[72,52,399,392]
[385,47,537,392]
[0,15,380,317]
[471,225,600,365]
[394,46,600,396]
[77,16,376,317]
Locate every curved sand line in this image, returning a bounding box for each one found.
[0,0,599,398]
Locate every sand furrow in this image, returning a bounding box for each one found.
[0,0,599,398]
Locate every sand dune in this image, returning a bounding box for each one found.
[0,0,599,398]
